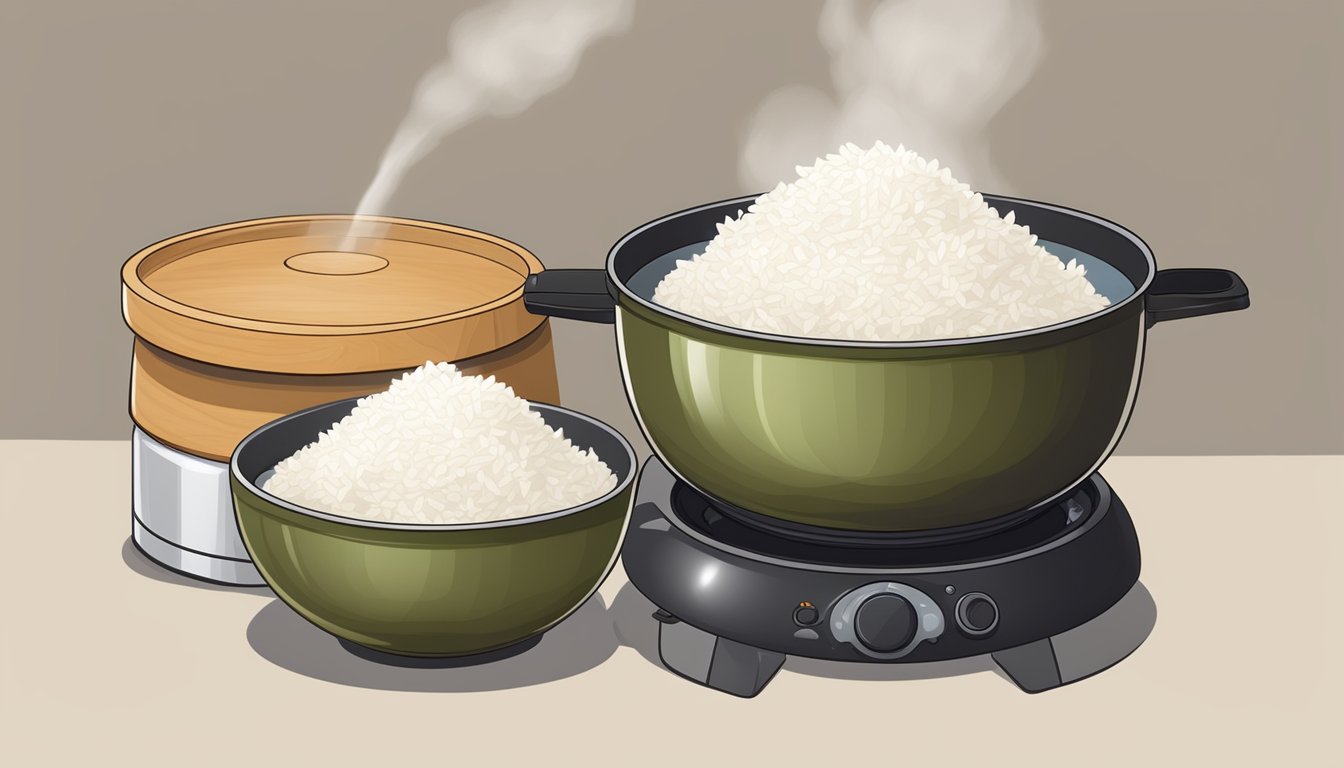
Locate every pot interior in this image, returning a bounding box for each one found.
[615,195,1152,319]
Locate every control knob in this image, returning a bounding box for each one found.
[830,582,945,659]
[854,594,918,653]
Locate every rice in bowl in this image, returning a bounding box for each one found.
[261,362,617,524]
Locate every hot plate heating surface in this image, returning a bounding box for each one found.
[669,480,1095,569]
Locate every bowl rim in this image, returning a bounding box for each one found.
[230,397,638,532]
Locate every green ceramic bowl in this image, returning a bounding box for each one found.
[230,397,637,658]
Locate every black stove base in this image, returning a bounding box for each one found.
[624,458,1145,697]
[653,581,1151,697]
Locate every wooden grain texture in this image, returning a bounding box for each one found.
[121,215,549,373]
[123,288,545,375]
[130,323,561,462]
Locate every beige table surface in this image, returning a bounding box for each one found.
[1,442,1338,766]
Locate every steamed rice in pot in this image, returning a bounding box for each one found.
[653,141,1109,341]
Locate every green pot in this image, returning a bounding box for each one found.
[613,295,1144,531]
[524,195,1249,533]
[230,399,636,657]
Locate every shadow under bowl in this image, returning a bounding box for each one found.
[229,397,637,658]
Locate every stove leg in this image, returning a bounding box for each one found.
[993,581,1153,693]
[992,639,1063,693]
[657,617,786,698]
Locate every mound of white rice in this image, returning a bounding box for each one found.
[653,141,1109,341]
[262,362,617,524]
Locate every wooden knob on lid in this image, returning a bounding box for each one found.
[283,251,390,276]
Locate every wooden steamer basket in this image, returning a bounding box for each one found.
[121,215,561,585]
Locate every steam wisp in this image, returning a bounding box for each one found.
[339,0,634,251]
[739,0,1044,193]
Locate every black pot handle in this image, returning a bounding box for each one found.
[523,268,617,324]
[1145,268,1249,328]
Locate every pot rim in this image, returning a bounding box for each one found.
[606,193,1156,349]
[230,398,638,532]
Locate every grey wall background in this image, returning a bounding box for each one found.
[1,0,1338,454]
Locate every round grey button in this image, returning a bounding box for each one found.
[955,592,999,636]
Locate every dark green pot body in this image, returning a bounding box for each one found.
[616,298,1145,531]
[526,194,1247,534]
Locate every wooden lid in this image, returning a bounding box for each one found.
[122,215,547,374]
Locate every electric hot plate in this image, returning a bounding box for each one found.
[622,458,1147,697]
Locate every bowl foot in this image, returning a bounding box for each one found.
[337,634,543,668]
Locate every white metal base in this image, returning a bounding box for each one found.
[131,516,264,586]
[131,428,265,586]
